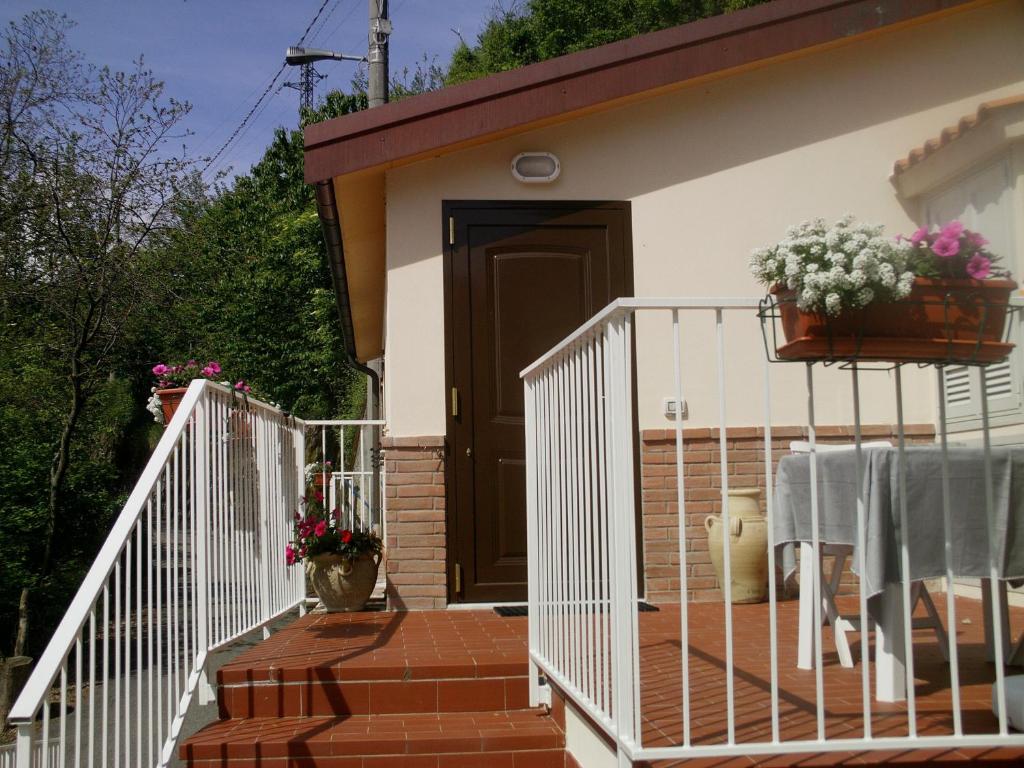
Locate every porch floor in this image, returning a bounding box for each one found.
[638,596,1024,766]
[193,596,1024,766]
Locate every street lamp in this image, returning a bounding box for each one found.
[283,47,366,113]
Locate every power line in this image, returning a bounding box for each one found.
[200,0,338,178]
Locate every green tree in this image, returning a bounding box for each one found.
[446,0,768,84]
[0,10,196,724]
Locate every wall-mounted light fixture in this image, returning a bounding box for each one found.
[511,152,560,183]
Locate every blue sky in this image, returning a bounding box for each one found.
[1,1,494,181]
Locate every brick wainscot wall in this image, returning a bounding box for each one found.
[382,436,447,609]
[641,424,936,605]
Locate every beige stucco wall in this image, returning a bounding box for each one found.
[383,0,1024,437]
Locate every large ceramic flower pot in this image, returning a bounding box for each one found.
[306,552,381,612]
[704,488,768,604]
[155,387,188,425]
[772,277,1017,363]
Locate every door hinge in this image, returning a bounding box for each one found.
[454,562,462,594]
[448,216,455,246]
[450,386,459,418]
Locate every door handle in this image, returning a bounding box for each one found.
[466,447,472,458]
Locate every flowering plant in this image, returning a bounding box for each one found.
[901,221,1008,281]
[146,359,276,423]
[285,490,382,565]
[304,460,334,485]
[749,215,915,317]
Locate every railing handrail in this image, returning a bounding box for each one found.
[7,379,288,724]
[520,297,761,380]
[301,419,386,426]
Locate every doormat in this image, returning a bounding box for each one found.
[494,602,659,618]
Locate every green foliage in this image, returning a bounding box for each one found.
[155,115,365,420]
[446,0,769,84]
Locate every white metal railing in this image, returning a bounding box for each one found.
[522,297,1024,764]
[5,380,308,767]
[303,420,385,536]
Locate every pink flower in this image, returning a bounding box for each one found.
[932,237,960,258]
[909,226,930,246]
[235,380,246,390]
[966,231,989,249]
[285,545,296,565]
[187,359,197,368]
[314,520,327,537]
[152,364,169,376]
[340,529,352,544]
[293,510,301,521]
[208,361,222,374]
[940,220,964,240]
[966,254,992,279]
[299,546,307,558]
[201,366,215,377]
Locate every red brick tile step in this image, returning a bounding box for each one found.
[180,710,565,767]
[215,610,530,718]
[180,610,564,767]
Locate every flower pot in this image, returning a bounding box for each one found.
[155,387,188,425]
[305,552,381,612]
[772,278,1017,363]
[704,488,768,604]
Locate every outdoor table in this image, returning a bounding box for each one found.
[774,446,1024,701]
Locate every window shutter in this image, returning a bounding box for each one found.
[942,365,975,419]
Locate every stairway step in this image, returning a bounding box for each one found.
[216,610,531,718]
[219,674,530,717]
[180,710,565,767]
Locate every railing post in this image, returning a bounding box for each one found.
[295,421,308,613]
[15,722,33,768]
[194,386,214,706]
[257,411,273,634]
[524,375,546,708]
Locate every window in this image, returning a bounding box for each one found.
[923,156,1022,428]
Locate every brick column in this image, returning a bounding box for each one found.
[382,436,448,609]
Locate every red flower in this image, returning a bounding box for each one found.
[340,529,353,544]
[314,520,327,537]
[314,490,324,503]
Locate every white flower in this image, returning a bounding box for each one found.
[825,293,842,315]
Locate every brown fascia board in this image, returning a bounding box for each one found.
[303,0,978,183]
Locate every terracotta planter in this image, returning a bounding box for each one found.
[155,387,188,425]
[773,277,1017,363]
[306,552,381,612]
[705,488,768,604]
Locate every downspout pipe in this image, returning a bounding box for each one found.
[315,180,383,522]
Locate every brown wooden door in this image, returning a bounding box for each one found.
[445,202,633,603]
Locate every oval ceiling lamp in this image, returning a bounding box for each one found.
[511,152,560,183]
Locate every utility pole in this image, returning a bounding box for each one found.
[368,0,391,108]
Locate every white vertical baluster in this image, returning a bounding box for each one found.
[123,538,131,764]
[88,607,96,768]
[936,371,962,735]
[146,498,154,767]
[525,373,541,708]
[596,330,611,721]
[852,368,872,738]
[568,346,581,693]
[806,364,826,740]
[715,309,736,744]
[762,339,779,745]
[113,561,121,768]
[672,309,691,746]
[58,662,66,768]
[74,634,82,768]
[101,581,110,768]
[893,367,917,734]
[979,368,1008,734]
[195,390,212,705]
[155,476,164,753]
[135,519,143,767]
[581,336,594,706]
